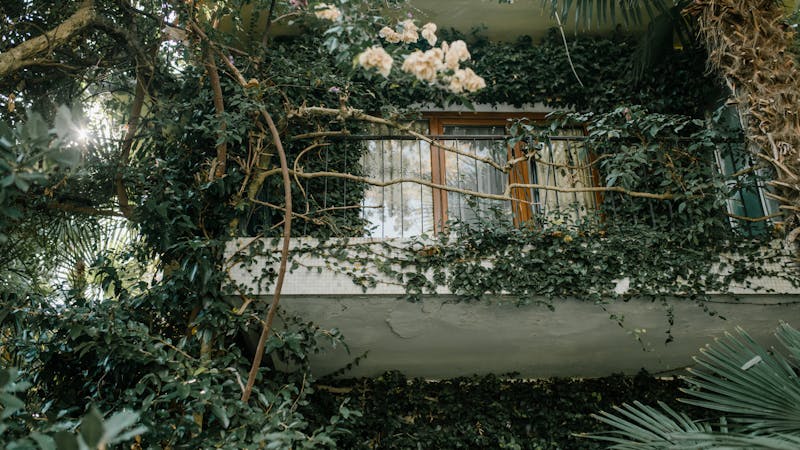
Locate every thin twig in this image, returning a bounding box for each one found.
[725,211,783,222]
[554,13,584,87]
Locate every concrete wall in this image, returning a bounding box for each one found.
[225,238,800,378]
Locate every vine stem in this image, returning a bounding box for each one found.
[241,107,292,403]
[188,20,287,403]
[554,13,584,87]
[254,167,679,201]
[291,107,509,172]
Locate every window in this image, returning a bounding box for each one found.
[361,112,597,238]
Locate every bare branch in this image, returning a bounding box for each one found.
[726,211,784,223]
[47,202,125,217]
[254,167,677,202]
[291,106,509,172]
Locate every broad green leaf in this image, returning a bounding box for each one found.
[79,408,104,448]
[53,432,79,450]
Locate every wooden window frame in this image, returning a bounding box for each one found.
[423,112,548,232]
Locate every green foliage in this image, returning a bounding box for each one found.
[0,107,83,240]
[464,30,717,116]
[588,323,800,449]
[0,1,792,449]
[306,370,704,449]
[0,367,144,450]
[279,107,790,344]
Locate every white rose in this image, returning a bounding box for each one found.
[462,68,486,92]
[379,26,401,44]
[357,45,393,77]
[314,3,342,21]
[444,39,470,70]
[421,22,437,47]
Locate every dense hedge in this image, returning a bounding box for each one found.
[307,371,708,449]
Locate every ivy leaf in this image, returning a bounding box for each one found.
[211,404,230,429]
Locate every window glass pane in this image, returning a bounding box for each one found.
[442,125,511,224]
[362,122,434,238]
[529,129,594,222]
[716,142,768,236]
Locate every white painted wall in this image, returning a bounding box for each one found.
[225,238,800,378]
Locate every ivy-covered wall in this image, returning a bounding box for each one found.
[242,29,725,239]
[341,28,719,116]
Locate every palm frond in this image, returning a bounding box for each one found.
[680,326,800,434]
[586,324,800,448]
[775,321,800,363]
[673,432,800,449]
[540,0,675,29]
[589,400,714,449]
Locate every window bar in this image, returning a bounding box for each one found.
[343,144,348,223]
[400,142,405,238]
[547,140,560,212]
[380,141,386,238]
[473,138,480,217]
[323,148,329,211]
[567,137,581,218]
[528,138,541,215]
[541,141,552,215]
[361,149,366,228]
[455,141,463,221]
[419,139,424,233]
[733,144,753,235]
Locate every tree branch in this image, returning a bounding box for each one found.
[254,167,677,202]
[0,0,96,79]
[205,51,228,179]
[291,106,509,172]
[47,202,125,217]
[241,107,292,403]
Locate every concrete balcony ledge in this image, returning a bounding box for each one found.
[224,237,800,378]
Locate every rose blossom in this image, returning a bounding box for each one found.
[357,45,393,77]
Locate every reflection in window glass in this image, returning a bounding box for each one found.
[361,124,434,238]
[529,129,595,222]
[443,125,510,224]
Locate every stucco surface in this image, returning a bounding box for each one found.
[225,238,800,378]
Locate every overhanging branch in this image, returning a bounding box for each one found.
[0,0,96,79]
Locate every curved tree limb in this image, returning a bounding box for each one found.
[241,107,292,403]
[0,0,96,79]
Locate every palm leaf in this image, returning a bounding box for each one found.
[588,400,714,449]
[542,0,650,29]
[540,1,695,36]
[672,432,800,449]
[775,321,800,363]
[680,326,800,434]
